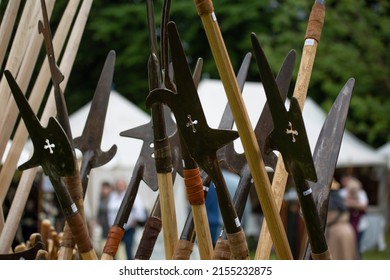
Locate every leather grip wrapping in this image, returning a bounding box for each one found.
[305,1,325,42]
[311,249,332,260]
[227,230,249,260]
[63,174,84,202]
[102,226,125,257]
[184,168,205,205]
[194,0,214,16]
[66,213,93,254]
[154,137,173,173]
[172,239,194,260]
[212,237,231,260]
[134,216,162,259]
[60,222,75,249]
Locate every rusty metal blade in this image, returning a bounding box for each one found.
[39,0,73,146]
[73,50,117,190]
[4,70,74,178]
[146,22,239,162]
[5,70,80,221]
[251,32,317,182]
[216,50,296,246]
[146,22,245,245]
[222,50,296,175]
[303,78,355,259]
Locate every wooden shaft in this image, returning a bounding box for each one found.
[58,171,87,258]
[0,0,40,119]
[0,0,91,252]
[255,0,325,260]
[194,0,292,260]
[189,205,213,259]
[184,168,213,260]
[0,0,80,207]
[39,218,52,250]
[255,160,288,259]
[0,0,22,71]
[0,0,44,160]
[158,172,178,259]
[50,229,60,260]
[0,1,55,213]
[54,0,94,258]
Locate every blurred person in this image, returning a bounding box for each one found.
[98,181,113,239]
[95,181,113,254]
[339,176,369,258]
[325,179,357,259]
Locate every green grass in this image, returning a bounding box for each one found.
[362,231,390,260]
[248,230,390,260]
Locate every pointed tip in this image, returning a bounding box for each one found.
[315,0,325,5]
[18,156,40,171]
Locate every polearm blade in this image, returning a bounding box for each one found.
[251,33,333,259]
[103,0,181,259]
[302,78,355,259]
[133,0,187,260]
[146,22,249,260]
[255,0,326,260]
[171,56,214,260]
[4,70,97,260]
[193,0,292,259]
[145,0,178,259]
[73,50,118,193]
[251,34,317,182]
[213,50,296,259]
[139,56,204,260]
[38,0,70,143]
[39,0,89,259]
[174,53,251,260]
[72,50,117,258]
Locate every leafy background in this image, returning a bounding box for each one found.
[2,0,390,148]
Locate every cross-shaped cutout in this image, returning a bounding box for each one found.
[286,121,298,142]
[186,114,198,133]
[44,139,55,154]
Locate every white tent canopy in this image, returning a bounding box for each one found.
[68,82,387,258]
[377,143,390,169]
[70,90,151,171]
[69,90,190,259]
[70,90,155,218]
[197,79,387,168]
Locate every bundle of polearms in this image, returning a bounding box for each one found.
[0,0,356,260]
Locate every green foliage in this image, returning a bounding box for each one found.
[4,0,387,147]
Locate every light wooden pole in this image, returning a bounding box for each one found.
[0,0,42,159]
[193,0,292,259]
[0,0,92,257]
[0,0,78,224]
[0,0,22,69]
[255,0,326,260]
